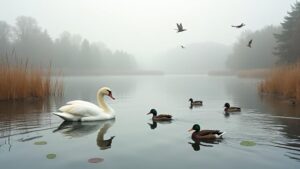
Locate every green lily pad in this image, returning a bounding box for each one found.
[88,158,104,163]
[240,140,256,147]
[46,154,56,159]
[34,141,47,145]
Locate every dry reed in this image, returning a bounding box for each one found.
[0,53,63,100]
[259,63,300,101]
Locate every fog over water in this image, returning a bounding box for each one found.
[0,0,296,71]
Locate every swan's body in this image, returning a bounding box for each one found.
[53,87,115,121]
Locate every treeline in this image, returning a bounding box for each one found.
[0,16,137,74]
[227,2,300,70]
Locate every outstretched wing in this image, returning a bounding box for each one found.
[176,23,180,29]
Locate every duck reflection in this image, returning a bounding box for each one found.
[188,138,222,151]
[189,104,202,109]
[53,119,115,150]
[147,120,172,130]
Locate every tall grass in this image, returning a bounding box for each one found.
[259,63,300,101]
[0,53,63,101]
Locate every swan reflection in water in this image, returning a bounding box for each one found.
[188,138,222,151]
[53,119,115,150]
[147,120,172,130]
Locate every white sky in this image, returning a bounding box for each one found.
[0,0,296,61]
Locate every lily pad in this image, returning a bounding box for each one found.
[88,158,104,163]
[34,141,47,145]
[240,140,256,147]
[46,154,56,159]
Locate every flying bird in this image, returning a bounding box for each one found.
[181,45,185,49]
[232,23,245,28]
[175,23,187,33]
[247,39,253,48]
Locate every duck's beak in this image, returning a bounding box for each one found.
[188,128,194,132]
[108,92,115,100]
[146,112,151,115]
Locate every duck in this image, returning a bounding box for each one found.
[232,23,245,28]
[224,102,241,112]
[189,98,203,106]
[147,109,173,121]
[247,39,253,48]
[175,23,187,33]
[53,87,115,121]
[188,124,225,139]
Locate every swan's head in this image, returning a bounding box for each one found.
[188,124,200,132]
[224,103,230,108]
[147,109,157,116]
[99,87,115,100]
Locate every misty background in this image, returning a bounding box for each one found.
[0,0,298,74]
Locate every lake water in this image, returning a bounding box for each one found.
[0,75,299,169]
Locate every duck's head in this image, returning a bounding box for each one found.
[98,87,115,100]
[189,98,193,102]
[188,124,200,132]
[224,103,230,108]
[147,109,157,116]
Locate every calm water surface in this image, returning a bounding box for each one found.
[0,75,299,169]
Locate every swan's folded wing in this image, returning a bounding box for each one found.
[59,103,102,117]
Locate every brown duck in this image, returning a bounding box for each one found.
[147,109,172,121]
[224,103,241,112]
[188,124,225,139]
[189,98,203,106]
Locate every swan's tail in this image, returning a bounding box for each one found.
[53,112,78,121]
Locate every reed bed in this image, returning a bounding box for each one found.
[259,63,300,101]
[0,55,63,101]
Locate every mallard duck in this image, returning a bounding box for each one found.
[188,124,224,139]
[189,98,203,106]
[224,103,241,112]
[147,109,172,121]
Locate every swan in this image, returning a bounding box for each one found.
[53,87,115,121]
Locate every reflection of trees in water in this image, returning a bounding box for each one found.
[0,98,58,152]
[224,78,300,161]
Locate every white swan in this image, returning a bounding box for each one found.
[53,87,115,121]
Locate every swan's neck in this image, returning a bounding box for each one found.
[97,93,110,112]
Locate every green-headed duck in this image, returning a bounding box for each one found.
[224,103,241,112]
[147,109,172,121]
[188,124,225,139]
[189,98,203,106]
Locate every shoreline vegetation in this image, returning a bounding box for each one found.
[0,55,63,101]
[259,63,300,102]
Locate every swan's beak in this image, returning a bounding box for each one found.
[188,128,194,132]
[108,92,115,100]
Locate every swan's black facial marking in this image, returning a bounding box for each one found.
[107,89,115,100]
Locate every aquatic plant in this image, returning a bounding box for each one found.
[0,53,63,100]
[259,62,300,101]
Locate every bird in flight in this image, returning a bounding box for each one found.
[232,23,245,28]
[175,23,187,33]
[247,39,253,48]
[181,45,185,49]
